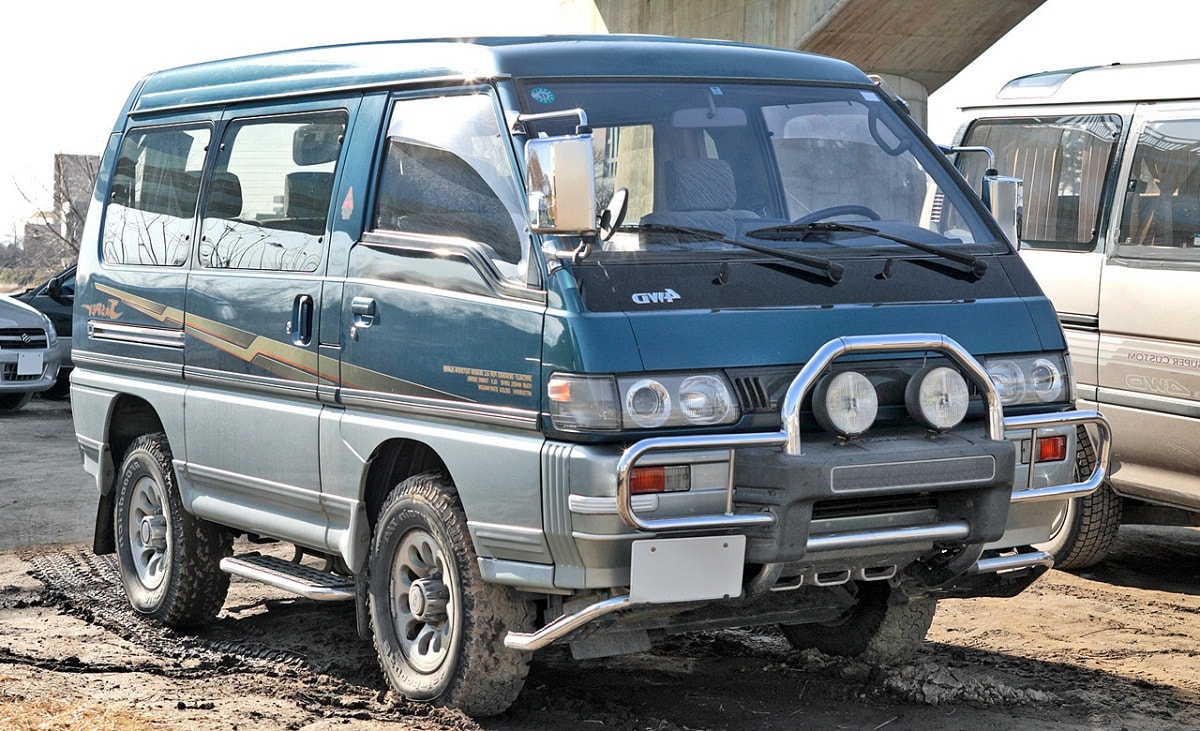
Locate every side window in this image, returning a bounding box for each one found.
[373,93,527,276]
[103,125,209,266]
[1116,119,1200,263]
[959,116,1121,251]
[200,110,346,271]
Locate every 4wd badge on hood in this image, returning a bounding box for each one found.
[631,288,681,305]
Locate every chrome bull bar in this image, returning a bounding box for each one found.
[615,333,1111,533]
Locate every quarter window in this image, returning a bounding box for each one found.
[200,111,346,271]
[103,125,209,266]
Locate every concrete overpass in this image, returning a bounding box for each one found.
[591,0,1046,126]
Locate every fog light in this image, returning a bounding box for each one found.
[814,371,878,437]
[906,365,970,431]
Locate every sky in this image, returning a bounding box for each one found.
[2,0,1197,240]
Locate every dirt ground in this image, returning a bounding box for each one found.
[3,398,1200,730]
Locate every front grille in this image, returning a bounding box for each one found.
[812,493,938,521]
[2,363,44,382]
[0,328,49,350]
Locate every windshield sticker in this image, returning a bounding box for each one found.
[530,87,556,104]
[710,86,723,96]
[632,288,682,305]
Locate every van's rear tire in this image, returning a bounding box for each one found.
[114,433,232,627]
[779,582,935,663]
[1035,426,1122,570]
[368,473,533,717]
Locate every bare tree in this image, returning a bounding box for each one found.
[15,153,99,261]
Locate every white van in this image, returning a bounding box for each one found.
[952,59,1200,568]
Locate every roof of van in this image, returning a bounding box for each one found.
[128,35,871,115]
[963,58,1200,109]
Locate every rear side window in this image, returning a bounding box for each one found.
[103,125,209,266]
[373,93,527,276]
[959,115,1121,251]
[1116,118,1200,264]
[199,110,347,271]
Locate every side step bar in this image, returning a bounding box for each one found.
[220,553,355,601]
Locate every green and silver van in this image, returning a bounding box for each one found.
[72,36,1107,716]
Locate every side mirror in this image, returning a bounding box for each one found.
[984,174,1023,247]
[525,135,597,235]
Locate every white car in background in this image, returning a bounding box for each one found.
[0,293,61,412]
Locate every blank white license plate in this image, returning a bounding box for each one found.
[629,535,745,604]
[17,351,43,376]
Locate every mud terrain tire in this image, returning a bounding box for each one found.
[368,473,534,717]
[114,433,232,627]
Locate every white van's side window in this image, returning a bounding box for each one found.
[199,111,347,271]
[102,125,209,266]
[374,93,527,275]
[960,116,1121,251]
[1117,118,1200,259]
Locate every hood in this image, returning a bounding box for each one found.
[566,254,1063,372]
[0,295,49,330]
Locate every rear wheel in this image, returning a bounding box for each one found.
[779,582,935,663]
[114,433,232,626]
[369,473,533,717]
[1035,426,1122,570]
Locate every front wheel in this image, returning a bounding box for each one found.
[779,582,935,663]
[114,433,232,627]
[368,473,533,717]
[0,392,34,412]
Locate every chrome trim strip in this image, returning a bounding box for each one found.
[87,320,185,348]
[504,595,631,651]
[339,388,540,430]
[185,366,320,398]
[805,521,971,553]
[1058,313,1100,331]
[1099,386,1200,420]
[72,351,182,378]
[569,494,659,515]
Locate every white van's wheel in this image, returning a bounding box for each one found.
[114,433,231,626]
[779,582,935,663]
[369,473,533,717]
[1035,426,1122,570]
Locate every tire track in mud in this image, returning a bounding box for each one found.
[22,548,313,675]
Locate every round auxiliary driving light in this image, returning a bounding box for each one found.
[906,365,970,431]
[813,371,878,437]
[626,379,671,428]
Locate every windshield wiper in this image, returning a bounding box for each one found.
[637,223,844,283]
[745,222,988,279]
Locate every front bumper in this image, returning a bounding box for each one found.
[504,334,1112,651]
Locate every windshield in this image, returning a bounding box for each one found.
[518,80,998,259]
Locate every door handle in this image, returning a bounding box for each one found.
[289,294,315,345]
[351,296,377,328]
